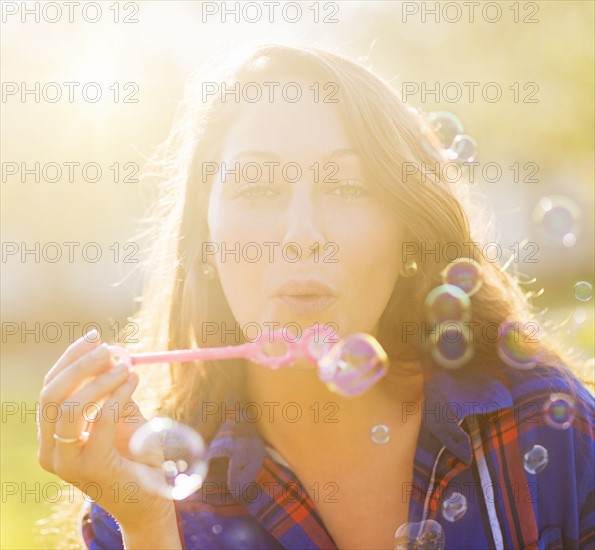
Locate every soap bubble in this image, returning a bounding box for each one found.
[573,307,587,324]
[574,281,593,302]
[445,134,477,163]
[318,333,389,397]
[429,322,474,370]
[441,492,468,522]
[218,517,268,548]
[394,519,445,550]
[426,111,465,147]
[129,417,207,500]
[425,284,472,324]
[543,393,576,430]
[532,195,581,246]
[523,444,548,474]
[441,258,483,296]
[370,424,390,444]
[496,321,539,370]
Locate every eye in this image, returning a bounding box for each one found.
[328,179,367,201]
[233,183,278,201]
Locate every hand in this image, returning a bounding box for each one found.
[37,330,179,531]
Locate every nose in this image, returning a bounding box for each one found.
[281,187,326,262]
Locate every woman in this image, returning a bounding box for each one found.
[38,44,594,549]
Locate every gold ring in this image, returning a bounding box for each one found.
[53,431,90,444]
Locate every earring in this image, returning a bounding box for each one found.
[201,263,217,281]
[402,259,418,277]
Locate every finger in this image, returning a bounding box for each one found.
[87,370,140,455]
[50,363,132,464]
[53,362,131,439]
[42,344,116,403]
[44,328,102,385]
[39,344,115,450]
[37,344,110,454]
[40,356,125,456]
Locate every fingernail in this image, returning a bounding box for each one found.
[83,328,99,343]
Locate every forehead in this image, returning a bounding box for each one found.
[219,91,354,162]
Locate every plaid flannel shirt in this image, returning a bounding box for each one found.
[82,359,594,549]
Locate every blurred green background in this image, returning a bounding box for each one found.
[1,1,593,548]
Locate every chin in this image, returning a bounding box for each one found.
[288,358,319,371]
[249,358,319,372]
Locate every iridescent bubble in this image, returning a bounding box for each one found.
[219,517,266,547]
[370,424,390,444]
[523,445,549,474]
[429,323,474,370]
[445,134,477,163]
[426,111,465,148]
[441,258,483,296]
[543,393,576,430]
[574,281,593,302]
[532,195,582,245]
[317,333,389,397]
[562,233,577,247]
[211,524,223,535]
[573,307,587,324]
[441,492,468,522]
[394,519,445,550]
[425,284,472,324]
[496,321,539,370]
[129,417,207,500]
[407,106,420,116]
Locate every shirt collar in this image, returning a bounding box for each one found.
[421,366,514,464]
[204,394,267,500]
[204,367,515,488]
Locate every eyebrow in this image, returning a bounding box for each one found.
[228,148,359,163]
[229,150,281,163]
[327,148,359,161]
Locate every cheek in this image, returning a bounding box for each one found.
[208,194,277,245]
[208,192,246,258]
[208,190,235,241]
[332,209,401,274]
[207,191,266,316]
[338,216,401,333]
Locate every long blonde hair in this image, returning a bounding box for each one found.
[42,42,592,549]
[129,43,590,441]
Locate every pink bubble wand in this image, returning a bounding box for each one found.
[108,325,389,397]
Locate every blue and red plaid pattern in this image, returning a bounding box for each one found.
[82,359,594,549]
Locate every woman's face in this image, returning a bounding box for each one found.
[207,81,403,345]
